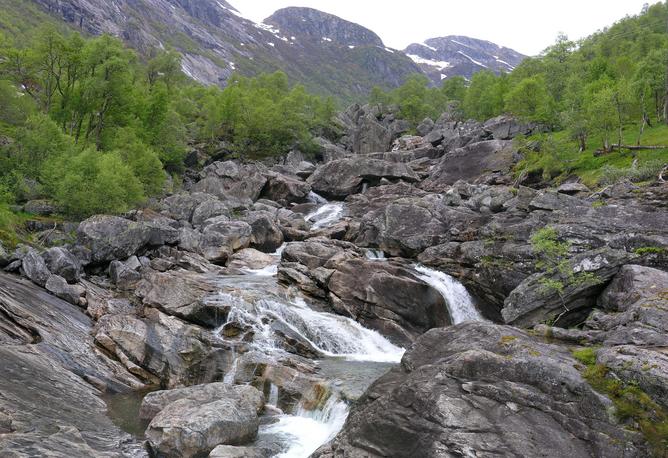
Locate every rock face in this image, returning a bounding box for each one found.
[315,322,646,458]
[0,273,143,456]
[308,157,419,198]
[143,383,264,457]
[192,161,267,205]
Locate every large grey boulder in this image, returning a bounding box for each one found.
[193,161,267,205]
[136,269,224,327]
[422,140,517,189]
[94,308,211,387]
[43,247,82,283]
[161,192,219,222]
[21,249,50,287]
[597,264,668,312]
[502,248,635,327]
[244,212,284,253]
[483,114,543,140]
[143,383,264,458]
[327,259,450,345]
[315,322,646,458]
[77,215,154,263]
[108,260,141,290]
[261,172,311,206]
[307,157,419,198]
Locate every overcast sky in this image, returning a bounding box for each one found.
[232,1,656,56]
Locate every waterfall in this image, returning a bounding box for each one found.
[211,236,404,457]
[304,192,345,230]
[262,396,349,458]
[413,265,485,324]
[365,249,386,261]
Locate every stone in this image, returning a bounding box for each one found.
[193,161,267,205]
[244,212,284,253]
[416,117,434,137]
[144,383,264,458]
[261,172,311,206]
[192,199,231,227]
[557,182,590,195]
[43,247,82,283]
[108,260,141,290]
[307,157,419,198]
[77,215,154,263]
[136,269,224,327]
[23,199,57,216]
[227,249,276,271]
[209,445,274,458]
[597,264,668,312]
[45,275,86,306]
[315,322,645,458]
[21,249,50,287]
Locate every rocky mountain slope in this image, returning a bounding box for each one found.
[20,0,420,101]
[1,102,666,456]
[11,1,526,99]
[405,35,526,82]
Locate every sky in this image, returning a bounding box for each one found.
[232,0,657,56]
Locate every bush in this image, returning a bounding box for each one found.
[47,149,145,217]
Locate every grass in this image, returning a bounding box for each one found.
[571,347,668,456]
[515,123,668,188]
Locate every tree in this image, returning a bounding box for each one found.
[463,71,506,120]
[440,76,467,103]
[504,74,555,124]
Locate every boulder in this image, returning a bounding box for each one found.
[193,161,267,205]
[416,118,434,137]
[315,322,645,458]
[143,383,264,458]
[42,247,82,283]
[108,260,141,290]
[227,249,276,271]
[597,264,668,312]
[77,215,154,263]
[261,172,311,206]
[422,140,517,189]
[136,269,223,327]
[94,308,211,387]
[209,445,273,458]
[202,218,253,253]
[23,199,57,216]
[327,259,450,345]
[307,157,419,199]
[244,212,284,253]
[557,182,590,195]
[21,249,50,287]
[161,192,219,222]
[45,274,86,306]
[502,248,636,327]
[192,200,231,227]
[483,115,542,140]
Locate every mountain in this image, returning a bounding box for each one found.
[404,35,526,82]
[15,0,420,101]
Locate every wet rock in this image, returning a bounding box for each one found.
[327,259,450,345]
[202,218,253,253]
[45,275,86,306]
[43,247,82,283]
[0,273,143,455]
[315,322,645,458]
[77,215,155,263]
[144,383,264,458]
[21,249,50,287]
[209,444,274,458]
[307,157,419,199]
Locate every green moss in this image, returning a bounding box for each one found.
[634,246,667,256]
[572,347,598,366]
[499,335,518,345]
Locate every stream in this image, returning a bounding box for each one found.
[106,194,485,457]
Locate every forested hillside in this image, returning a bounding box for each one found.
[370,2,668,185]
[0,27,334,242]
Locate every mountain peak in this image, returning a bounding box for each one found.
[405,35,526,82]
[265,7,384,47]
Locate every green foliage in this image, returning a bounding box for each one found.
[571,347,598,366]
[634,246,667,256]
[463,71,508,121]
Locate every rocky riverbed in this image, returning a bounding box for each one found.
[1,106,667,457]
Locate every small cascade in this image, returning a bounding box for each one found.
[304,192,345,230]
[267,383,279,408]
[240,243,286,276]
[365,249,386,261]
[261,396,349,458]
[413,265,485,324]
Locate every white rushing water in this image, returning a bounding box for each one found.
[413,265,485,324]
[262,396,349,458]
[305,192,345,230]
